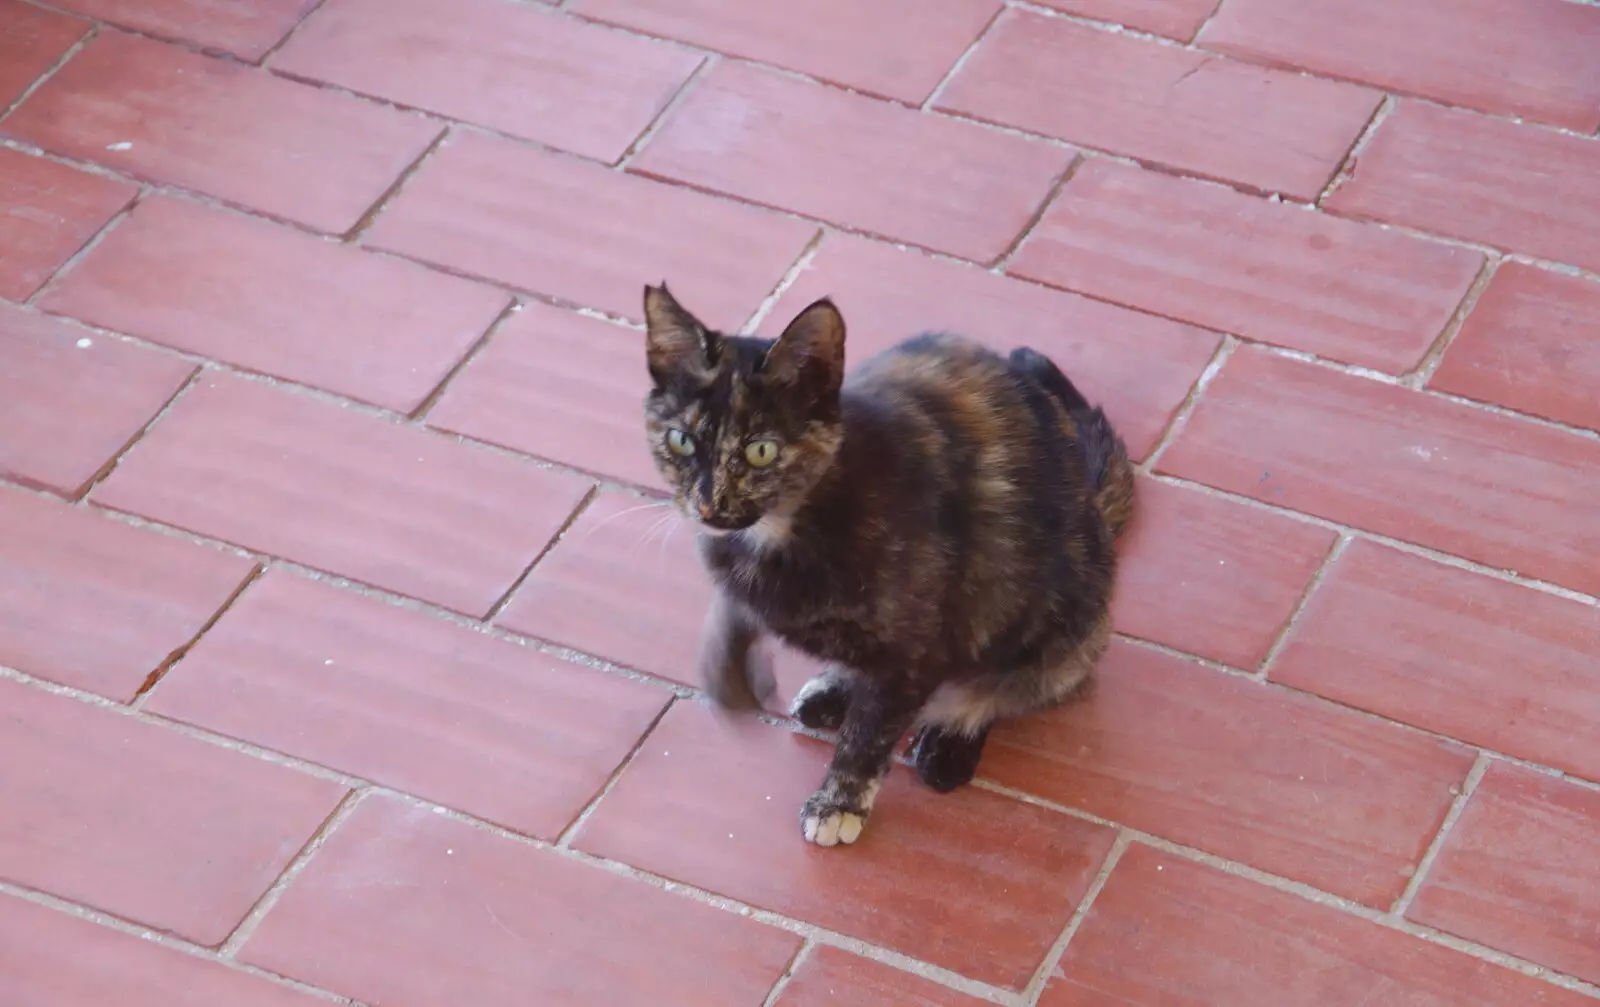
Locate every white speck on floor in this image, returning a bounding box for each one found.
[75,338,93,349]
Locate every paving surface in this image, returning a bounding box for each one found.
[1,1,1599,1004]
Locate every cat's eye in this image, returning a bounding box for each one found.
[745,440,780,468]
[666,429,696,457]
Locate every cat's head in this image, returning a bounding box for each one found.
[642,283,846,533]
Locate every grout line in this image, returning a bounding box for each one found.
[919,4,1008,111]
[409,296,523,421]
[342,126,450,242]
[217,789,369,957]
[1390,753,1489,916]
[1138,335,1238,470]
[555,696,677,848]
[1404,255,1502,388]
[483,484,601,621]
[1315,94,1395,206]
[740,229,827,332]
[1183,0,1228,42]
[988,153,1083,270]
[1254,532,1351,679]
[129,563,265,709]
[23,186,141,307]
[0,20,93,121]
[75,365,204,499]
[0,881,363,1004]
[615,55,715,169]
[255,0,331,64]
[1114,634,1258,682]
[1019,832,1131,1006]
[760,939,815,1007]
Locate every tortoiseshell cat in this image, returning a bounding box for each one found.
[642,284,1134,847]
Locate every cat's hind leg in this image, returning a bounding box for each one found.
[801,673,926,847]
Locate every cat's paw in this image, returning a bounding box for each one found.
[790,672,851,731]
[908,725,986,794]
[799,788,871,847]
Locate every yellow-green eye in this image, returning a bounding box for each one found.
[666,429,695,457]
[745,440,780,468]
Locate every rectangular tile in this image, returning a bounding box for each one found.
[0,484,255,702]
[149,571,670,839]
[0,894,326,1006]
[365,130,816,332]
[1272,540,1600,782]
[0,677,346,944]
[43,197,510,412]
[1156,346,1600,596]
[273,0,701,163]
[3,33,440,233]
[1409,763,1600,985]
[983,640,1474,908]
[1029,0,1218,39]
[0,306,191,497]
[631,61,1072,261]
[1431,263,1600,433]
[575,703,1118,989]
[241,795,801,1006]
[92,375,593,616]
[1200,0,1600,132]
[49,0,317,61]
[426,302,662,490]
[0,146,135,301]
[1043,844,1594,1007]
[777,946,988,1006]
[1325,101,1600,273]
[1008,159,1483,372]
[936,10,1380,199]
[762,234,1222,460]
[1114,477,1338,669]
[0,0,87,107]
[571,0,999,104]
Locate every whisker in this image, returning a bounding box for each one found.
[574,498,671,543]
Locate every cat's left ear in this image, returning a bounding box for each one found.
[763,298,845,395]
[644,283,718,388]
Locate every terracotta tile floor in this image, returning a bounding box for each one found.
[1,1,1598,1004]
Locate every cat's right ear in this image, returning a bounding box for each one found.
[644,283,717,389]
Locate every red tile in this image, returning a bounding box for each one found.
[575,703,1117,989]
[3,33,440,233]
[1042,844,1595,1007]
[92,375,592,616]
[496,491,820,703]
[984,641,1473,908]
[48,0,317,61]
[274,0,700,163]
[1201,0,1600,133]
[1410,765,1600,984]
[366,131,815,332]
[1008,160,1484,373]
[631,62,1071,262]
[0,146,135,300]
[0,484,254,702]
[149,571,669,839]
[0,305,192,497]
[1431,264,1600,433]
[761,234,1221,460]
[428,302,660,489]
[42,197,510,412]
[0,0,87,107]
[0,677,346,944]
[1272,541,1600,782]
[1028,0,1217,39]
[1156,346,1600,597]
[571,0,998,104]
[1325,101,1600,273]
[241,795,801,1006]
[1114,478,1337,669]
[936,11,1379,200]
[0,894,327,1006]
[777,946,988,1006]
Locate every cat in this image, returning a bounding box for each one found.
[642,283,1134,847]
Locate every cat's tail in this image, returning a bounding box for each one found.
[1009,347,1136,539]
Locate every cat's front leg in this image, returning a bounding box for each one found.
[697,589,775,713]
[800,675,925,847]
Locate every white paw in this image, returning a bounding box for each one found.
[802,809,865,847]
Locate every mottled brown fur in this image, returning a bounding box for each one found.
[642,283,1134,845]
